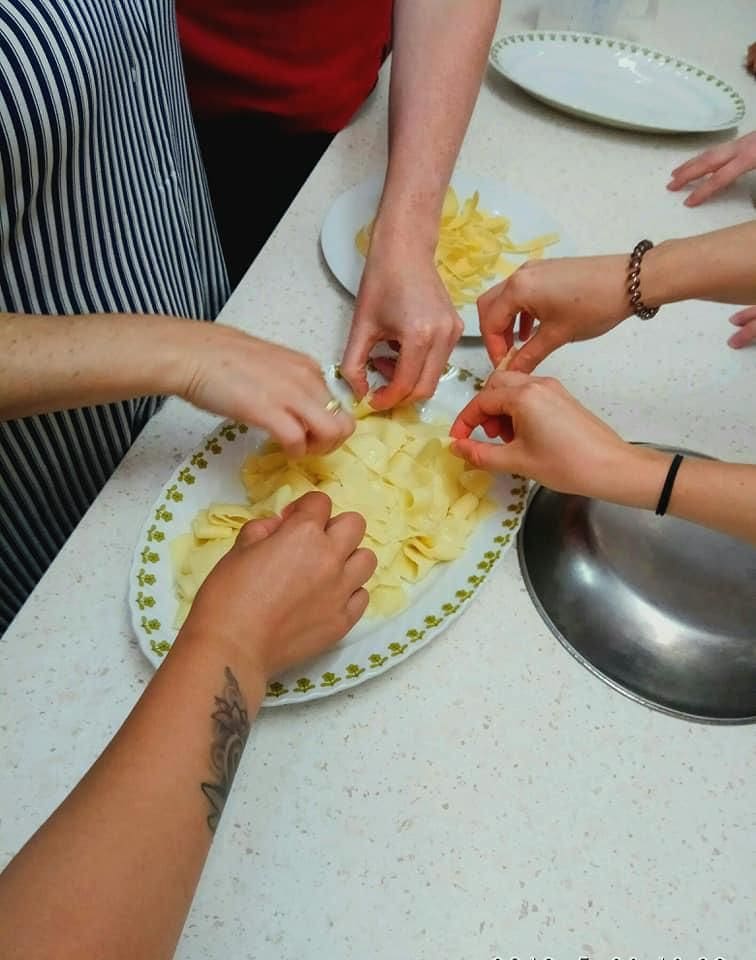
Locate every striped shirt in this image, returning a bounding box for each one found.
[0,0,229,633]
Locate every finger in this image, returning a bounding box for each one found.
[344,587,370,629]
[343,546,378,592]
[284,490,333,528]
[729,305,756,326]
[450,437,520,473]
[325,509,367,556]
[449,381,524,438]
[294,388,355,456]
[482,414,514,442]
[478,283,518,366]
[667,147,724,187]
[407,331,456,402]
[483,416,500,438]
[727,319,756,349]
[369,338,427,410]
[683,158,744,206]
[371,355,397,381]
[269,411,309,460]
[507,325,561,374]
[341,324,381,400]
[237,514,284,546]
[517,310,535,342]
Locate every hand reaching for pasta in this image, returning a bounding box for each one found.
[477,256,631,374]
[341,238,463,410]
[667,130,756,207]
[178,322,355,459]
[183,492,376,681]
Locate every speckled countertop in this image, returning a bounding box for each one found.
[1,2,755,957]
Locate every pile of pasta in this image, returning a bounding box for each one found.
[355,185,558,308]
[170,402,495,627]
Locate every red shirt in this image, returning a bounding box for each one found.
[177,0,394,133]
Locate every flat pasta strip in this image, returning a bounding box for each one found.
[170,403,495,621]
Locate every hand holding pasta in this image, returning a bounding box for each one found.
[450,371,651,501]
[178,323,355,458]
[341,186,558,410]
[172,403,495,629]
[477,256,632,373]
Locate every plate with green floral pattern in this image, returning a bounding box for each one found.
[489,33,745,133]
[128,365,527,706]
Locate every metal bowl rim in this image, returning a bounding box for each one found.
[516,443,756,726]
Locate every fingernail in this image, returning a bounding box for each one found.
[727,335,741,348]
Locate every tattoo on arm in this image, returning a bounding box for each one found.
[201,667,250,833]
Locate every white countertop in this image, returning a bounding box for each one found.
[2,2,755,956]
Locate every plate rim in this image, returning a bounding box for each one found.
[489,31,746,133]
[127,365,529,706]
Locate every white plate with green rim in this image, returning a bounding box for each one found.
[489,32,746,133]
[128,365,527,706]
[320,170,574,338]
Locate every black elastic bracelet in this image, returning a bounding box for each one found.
[655,453,684,516]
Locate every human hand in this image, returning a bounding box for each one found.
[341,240,463,410]
[449,371,667,504]
[476,256,631,374]
[183,492,376,680]
[728,306,756,349]
[177,322,354,458]
[667,130,756,207]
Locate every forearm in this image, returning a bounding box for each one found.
[373,0,500,250]
[595,445,756,545]
[0,628,264,960]
[641,221,756,307]
[0,312,195,419]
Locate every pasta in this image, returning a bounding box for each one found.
[170,404,494,626]
[355,185,559,308]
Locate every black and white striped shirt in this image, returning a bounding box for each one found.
[0,0,229,632]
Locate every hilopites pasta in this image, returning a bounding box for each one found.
[170,403,495,626]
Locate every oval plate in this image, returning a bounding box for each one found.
[320,170,574,338]
[129,366,527,706]
[489,32,746,133]
[518,451,756,724]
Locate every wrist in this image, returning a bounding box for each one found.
[590,443,671,511]
[142,314,203,399]
[371,185,442,259]
[173,620,268,706]
[631,239,684,309]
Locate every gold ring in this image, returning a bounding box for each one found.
[325,397,342,416]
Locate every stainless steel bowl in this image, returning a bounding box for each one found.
[517,447,756,724]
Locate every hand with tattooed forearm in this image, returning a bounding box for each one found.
[0,492,375,960]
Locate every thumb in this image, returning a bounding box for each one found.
[507,325,562,374]
[237,514,284,546]
[451,437,522,474]
[282,490,333,527]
